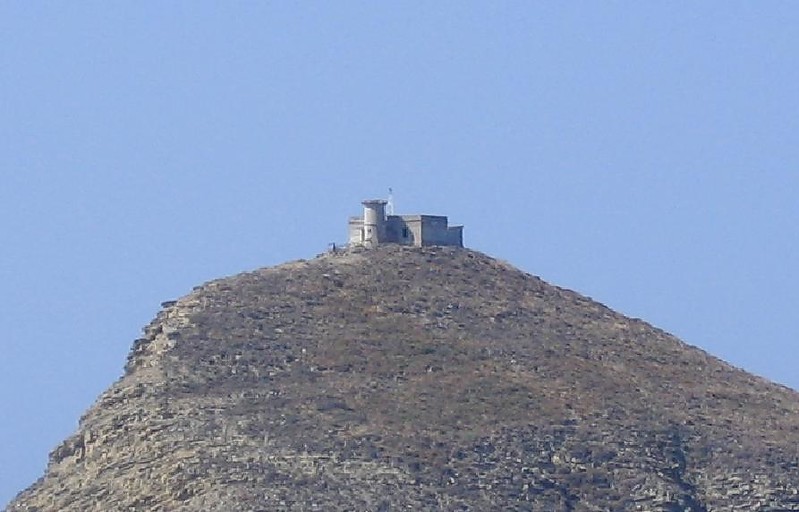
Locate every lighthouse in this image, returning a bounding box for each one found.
[348,197,463,248]
[361,199,387,247]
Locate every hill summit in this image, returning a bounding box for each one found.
[7,246,799,511]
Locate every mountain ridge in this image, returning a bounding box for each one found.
[7,245,799,511]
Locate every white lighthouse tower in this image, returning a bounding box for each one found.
[361,199,387,247]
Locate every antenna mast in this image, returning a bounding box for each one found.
[387,187,395,216]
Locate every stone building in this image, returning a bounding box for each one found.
[348,199,463,248]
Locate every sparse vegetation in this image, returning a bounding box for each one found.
[8,246,799,511]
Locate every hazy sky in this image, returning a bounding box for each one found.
[2,2,798,506]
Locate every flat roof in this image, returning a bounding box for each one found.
[387,214,448,221]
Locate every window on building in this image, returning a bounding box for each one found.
[402,227,409,238]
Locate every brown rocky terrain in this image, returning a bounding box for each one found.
[6,245,799,511]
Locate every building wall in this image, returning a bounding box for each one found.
[420,216,455,246]
[385,216,421,246]
[446,226,463,247]
[348,218,364,245]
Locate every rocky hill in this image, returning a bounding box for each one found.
[6,246,799,511]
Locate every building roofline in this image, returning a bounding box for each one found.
[387,214,449,221]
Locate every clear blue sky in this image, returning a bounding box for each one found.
[2,2,797,506]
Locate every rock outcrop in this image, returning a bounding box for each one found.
[7,246,799,510]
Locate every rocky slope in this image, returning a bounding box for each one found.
[7,245,799,511]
